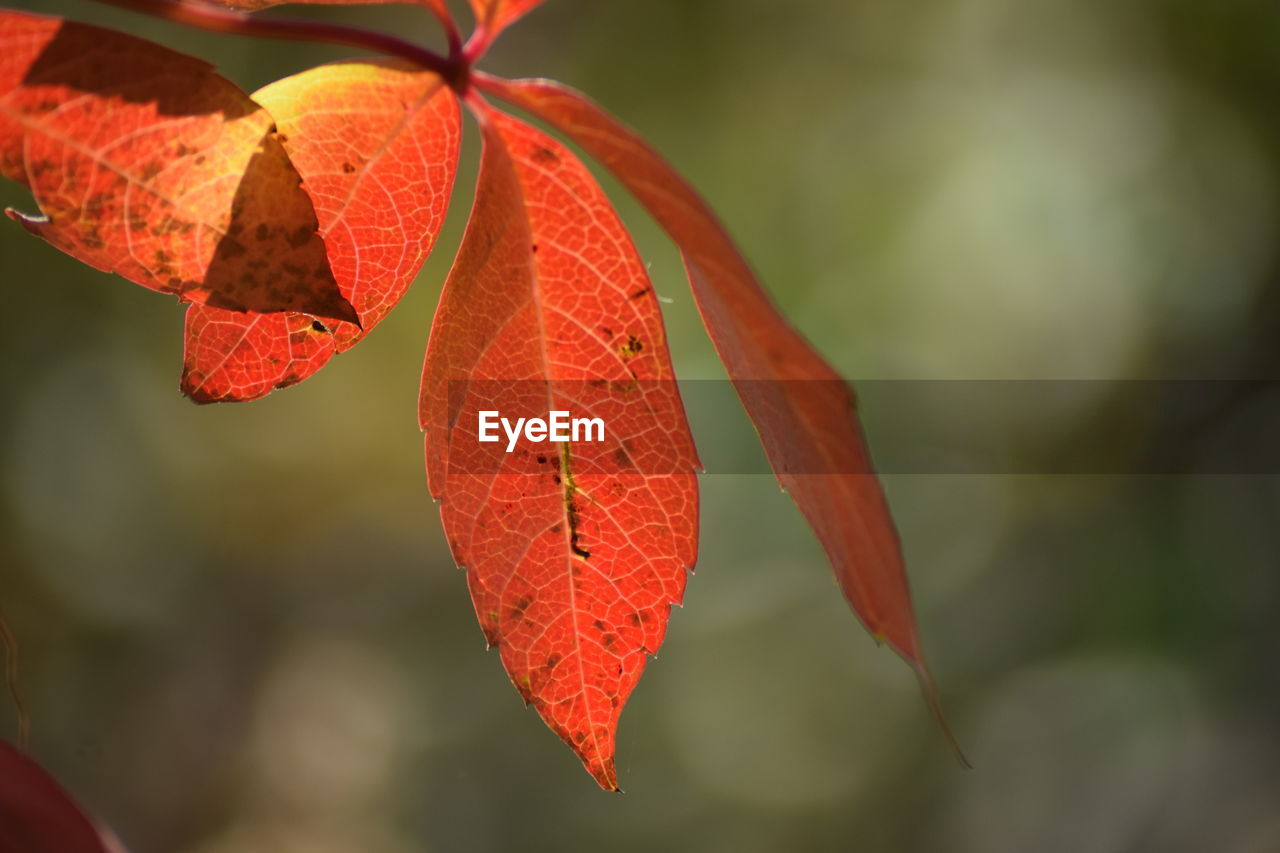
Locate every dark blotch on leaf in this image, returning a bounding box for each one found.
[509,594,533,623]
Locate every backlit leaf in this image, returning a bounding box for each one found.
[182,309,336,403]
[420,102,698,789]
[183,61,460,403]
[468,0,546,43]
[0,11,356,323]
[475,74,961,750]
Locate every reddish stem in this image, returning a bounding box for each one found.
[427,4,463,59]
[93,0,466,82]
[463,21,492,64]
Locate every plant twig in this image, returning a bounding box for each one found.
[92,0,465,83]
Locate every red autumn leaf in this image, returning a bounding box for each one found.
[182,60,460,403]
[0,742,123,853]
[0,0,959,789]
[0,11,356,323]
[468,0,546,43]
[475,73,962,752]
[420,101,698,790]
[183,308,337,401]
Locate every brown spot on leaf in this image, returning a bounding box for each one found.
[619,335,644,358]
[509,594,533,623]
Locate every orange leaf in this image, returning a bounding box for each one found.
[182,309,336,403]
[420,102,698,789]
[468,0,545,43]
[0,11,356,323]
[183,61,460,403]
[475,73,962,754]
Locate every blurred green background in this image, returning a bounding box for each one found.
[3,0,1280,850]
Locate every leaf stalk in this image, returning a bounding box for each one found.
[91,0,467,83]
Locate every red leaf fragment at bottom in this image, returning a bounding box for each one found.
[0,742,121,853]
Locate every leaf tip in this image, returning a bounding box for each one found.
[183,390,220,406]
[325,294,361,327]
[588,760,620,792]
[179,369,212,405]
[913,660,971,770]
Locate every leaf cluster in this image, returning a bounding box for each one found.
[0,0,958,791]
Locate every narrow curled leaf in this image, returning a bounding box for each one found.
[420,102,698,789]
[0,11,355,323]
[0,742,122,853]
[183,61,460,403]
[476,74,960,750]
